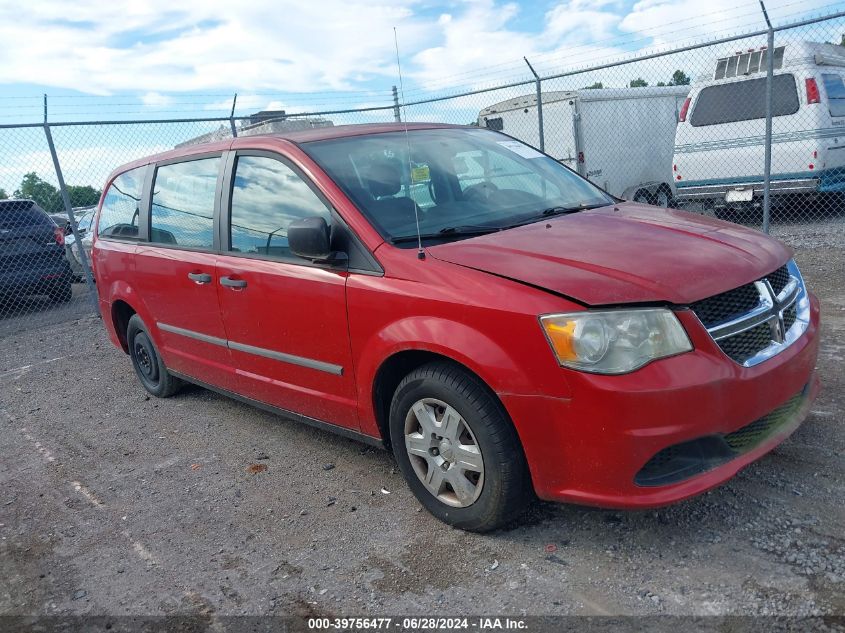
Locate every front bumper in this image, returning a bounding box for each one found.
[675,178,819,201]
[501,292,821,509]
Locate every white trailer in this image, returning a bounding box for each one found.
[478,85,689,206]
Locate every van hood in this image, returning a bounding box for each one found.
[428,203,791,306]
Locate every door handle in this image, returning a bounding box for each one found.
[220,276,247,289]
[187,272,212,284]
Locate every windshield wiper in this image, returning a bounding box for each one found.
[496,202,610,230]
[541,203,608,216]
[390,225,500,244]
[389,204,610,244]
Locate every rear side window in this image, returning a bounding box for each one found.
[0,200,51,229]
[98,167,145,239]
[229,155,331,259]
[690,74,799,126]
[151,157,220,248]
[822,74,845,118]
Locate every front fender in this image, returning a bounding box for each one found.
[354,315,552,437]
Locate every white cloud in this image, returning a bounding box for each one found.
[619,0,839,47]
[408,0,628,93]
[141,92,173,107]
[0,0,841,105]
[0,0,433,94]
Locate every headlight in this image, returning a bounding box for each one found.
[539,309,692,374]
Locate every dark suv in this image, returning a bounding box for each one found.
[0,199,73,307]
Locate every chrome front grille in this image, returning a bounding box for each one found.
[691,283,761,328]
[690,260,810,367]
[767,265,790,295]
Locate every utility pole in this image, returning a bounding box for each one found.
[392,85,401,122]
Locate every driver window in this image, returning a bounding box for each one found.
[229,155,331,260]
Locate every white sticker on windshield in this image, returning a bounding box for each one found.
[496,140,544,159]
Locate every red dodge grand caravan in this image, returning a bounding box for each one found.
[92,123,820,531]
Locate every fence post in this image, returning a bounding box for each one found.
[760,1,774,234]
[524,57,544,152]
[392,86,401,123]
[42,95,100,316]
[230,93,238,138]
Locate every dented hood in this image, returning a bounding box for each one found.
[428,203,791,306]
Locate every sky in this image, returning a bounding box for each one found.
[1,0,845,197]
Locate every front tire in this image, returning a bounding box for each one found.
[127,314,182,398]
[389,361,531,532]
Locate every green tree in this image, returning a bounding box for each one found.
[14,172,61,211]
[669,70,691,86]
[656,81,667,87]
[67,185,101,207]
[629,78,648,88]
[0,188,7,200]
[839,34,845,46]
[584,81,603,89]
[13,173,101,211]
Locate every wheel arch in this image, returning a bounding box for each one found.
[357,316,559,445]
[372,350,492,448]
[111,299,137,353]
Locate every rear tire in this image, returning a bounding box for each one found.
[389,361,532,532]
[127,314,182,398]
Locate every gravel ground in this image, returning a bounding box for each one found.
[0,283,94,340]
[0,240,843,620]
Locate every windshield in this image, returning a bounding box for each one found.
[302,128,613,245]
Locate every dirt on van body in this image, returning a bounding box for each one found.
[1,221,843,620]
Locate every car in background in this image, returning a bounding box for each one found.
[49,212,70,233]
[0,199,73,306]
[50,205,96,235]
[674,41,845,219]
[63,208,96,280]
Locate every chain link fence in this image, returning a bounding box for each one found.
[1,10,843,337]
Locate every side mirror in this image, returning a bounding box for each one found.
[288,216,334,262]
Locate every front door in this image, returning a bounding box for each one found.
[132,154,237,391]
[215,152,359,430]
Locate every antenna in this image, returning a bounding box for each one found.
[394,27,425,260]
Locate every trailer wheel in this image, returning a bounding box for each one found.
[633,189,652,205]
[714,208,734,222]
[655,186,674,209]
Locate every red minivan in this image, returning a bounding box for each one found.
[92,123,820,531]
